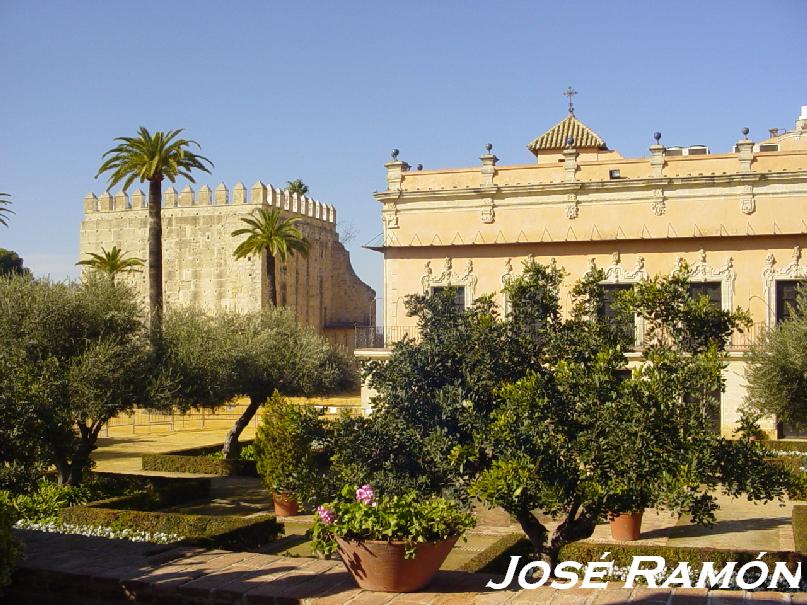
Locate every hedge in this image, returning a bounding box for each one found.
[795,505,807,554]
[60,505,281,549]
[141,442,258,477]
[764,440,807,453]
[456,533,524,573]
[81,477,210,511]
[481,538,805,577]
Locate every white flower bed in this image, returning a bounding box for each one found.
[14,519,183,544]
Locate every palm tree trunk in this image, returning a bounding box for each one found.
[266,253,277,307]
[148,178,163,338]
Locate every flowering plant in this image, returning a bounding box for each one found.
[310,484,475,558]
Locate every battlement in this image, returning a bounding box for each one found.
[83,181,336,225]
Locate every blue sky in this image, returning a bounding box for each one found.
[1,1,805,309]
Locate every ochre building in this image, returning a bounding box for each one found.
[80,181,375,351]
[361,104,807,436]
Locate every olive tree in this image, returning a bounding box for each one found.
[162,307,357,459]
[746,290,807,431]
[0,275,160,485]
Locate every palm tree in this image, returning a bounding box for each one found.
[285,179,309,196]
[232,207,310,306]
[0,193,14,227]
[95,127,213,333]
[76,246,144,283]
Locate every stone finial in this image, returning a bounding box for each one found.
[114,189,129,211]
[164,186,178,207]
[197,184,212,205]
[179,185,195,207]
[563,147,578,183]
[83,192,98,213]
[98,191,113,212]
[131,189,146,208]
[232,182,247,204]
[480,146,498,187]
[252,181,267,205]
[649,141,665,177]
[214,183,229,205]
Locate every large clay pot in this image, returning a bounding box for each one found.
[608,511,643,541]
[272,493,299,517]
[336,535,458,592]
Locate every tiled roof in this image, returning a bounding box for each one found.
[527,114,607,154]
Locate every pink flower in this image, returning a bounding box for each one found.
[317,505,337,524]
[355,484,376,506]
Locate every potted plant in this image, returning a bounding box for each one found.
[311,484,475,592]
[254,392,332,517]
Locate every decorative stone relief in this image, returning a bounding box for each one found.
[673,249,736,311]
[651,189,666,216]
[565,193,579,220]
[420,257,477,306]
[501,258,514,286]
[763,246,807,325]
[384,201,400,229]
[603,251,648,283]
[481,198,495,224]
[740,185,755,215]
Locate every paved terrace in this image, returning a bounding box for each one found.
[9,530,805,604]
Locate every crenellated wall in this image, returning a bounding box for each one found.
[79,181,375,347]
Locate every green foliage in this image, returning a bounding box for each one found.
[285,179,309,196]
[794,505,807,554]
[0,493,21,588]
[0,193,13,228]
[95,127,213,190]
[0,249,29,277]
[339,260,789,564]
[142,453,257,476]
[60,506,281,549]
[76,246,144,281]
[0,275,164,486]
[746,290,807,431]
[10,480,95,523]
[310,485,475,558]
[254,393,334,506]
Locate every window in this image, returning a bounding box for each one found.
[778,421,807,439]
[688,282,722,309]
[775,280,805,323]
[431,286,466,312]
[758,144,779,152]
[684,389,721,434]
[600,283,635,344]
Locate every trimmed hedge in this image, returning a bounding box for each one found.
[81,477,210,511]
[481,537,805,576]
[141,442,258,476]
[795,505,807,554]
[60,505,281,549]
[765,440,807,453]
[456,533,524,573]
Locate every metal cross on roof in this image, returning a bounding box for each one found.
[563,86,578,115]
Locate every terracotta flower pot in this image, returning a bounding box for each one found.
[608,511,643,541]
[336,535,458,592]
[272,493,299,517]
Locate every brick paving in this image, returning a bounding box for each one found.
[8,529,803,604]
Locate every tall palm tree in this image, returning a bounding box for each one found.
[76,246,145,283]
[232,207,310,306]
[0,193,14,227]
[96,127,213,333]
[285,179,309,196]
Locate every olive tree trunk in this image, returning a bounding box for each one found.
[222,394,263,460]
[516,502,598,568]
[55,423,103,486]
[148,177,164,339]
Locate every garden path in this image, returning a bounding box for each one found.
[10,529,801,604]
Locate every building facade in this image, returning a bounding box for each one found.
[80,181,375,350]
[361,105,807,436]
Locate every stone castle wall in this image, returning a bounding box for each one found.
[79,181,375,344]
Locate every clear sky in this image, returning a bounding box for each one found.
[1,1,805,311]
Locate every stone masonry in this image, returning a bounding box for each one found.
[80,181,375,346]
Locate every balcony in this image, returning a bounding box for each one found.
[354,322,768,353]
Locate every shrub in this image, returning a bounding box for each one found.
[795,505,807,554]
[0,493,21,588]
[141,453,257,477]
[254,392,335,508]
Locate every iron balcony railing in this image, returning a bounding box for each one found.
[354,322,768,352]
